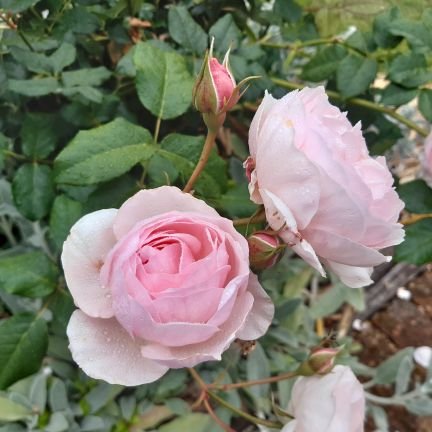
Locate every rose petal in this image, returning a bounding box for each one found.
[140,291,255,368]
[67,310,168,386]
[114,186,220,239]
[61,209,117,318]
[305,228,387,267]
[236,273,274,340]
[325,260,373,288]
[248,91,278,157]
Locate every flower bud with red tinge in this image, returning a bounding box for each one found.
[248,231,284,271]
[296,346,341,377]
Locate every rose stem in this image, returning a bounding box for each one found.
[203,398,236,432]
[207,370,298,390]
[183,129,218,193]
[188,368,282,429]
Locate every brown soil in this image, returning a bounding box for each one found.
[354,267,432,432]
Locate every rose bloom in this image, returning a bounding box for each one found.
[62,186,274,385]
[281,365,365,432]
[422,132,432,188]
[246,87,404,288]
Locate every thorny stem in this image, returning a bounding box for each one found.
[270,78,429,138]
[188,368,282,429]
[207,390,282,429]
[203,398,235,432]
[260,37,368,57]
[207,370,298,390]
[183,129,218,193]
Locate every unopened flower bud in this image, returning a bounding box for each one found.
[248,231,284,271]
[296,347,341,376]
[193,38,259,131]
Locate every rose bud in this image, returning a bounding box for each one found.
[248,231,284,271]
[193,38,258,131]
[298,346,341,376]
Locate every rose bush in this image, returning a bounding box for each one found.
[246,86,405,288]
[281,365,365,432]
[62,186,274,385]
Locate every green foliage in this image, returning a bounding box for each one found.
[134,42,194,120]
[0,314,48,389]
[0,1,431,430]
[54,118,153,185]
[0,251,58,298]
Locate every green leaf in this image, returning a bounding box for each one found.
[60,6,99,34]
[301,45,347,82]
[21,113,59,158]
[8,78,59,97]
[147,154,179,188]
[50,43,76,74]
[395,355,414,394]
[12,164,55,220]
[373,7,403,48]
[9,47,52,74]
[216,184,257,218]
[168,6,207,54]
[49,378,68,412]
[274,0,302,23]
[0,396,31,421]
[158,414,212,432]
[390,18,432,52]
[209,14,242,54]
[246,342,270,407]
[0,0,41,13]
[419,89,432,122]
[336,55,377,98]
[405,396,432,416]
[374,348,414,385]
[61,86,104,103]
[0,314,48,389]
[380,83,417,106]
[54,118,153,185]
[395,219,432,264]
[310,285,346,318]
[0,251,58,298]
[397,180,432,214]
[49,195,83,250]
[134,42,194,120]
[62,67,111,88]
[388,53,432,88]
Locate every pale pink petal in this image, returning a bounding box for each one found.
[248,91,278,157]
[305,228,387,267]
[255,122,320,229]
[67,310,168,386]
[140,292,255,368]
[291,239,326,277]
[236,273,274,340]
[61,209,117,318]
[325,260,373,288]
[113,186,219,239]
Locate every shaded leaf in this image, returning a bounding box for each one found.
[0,314,48,389]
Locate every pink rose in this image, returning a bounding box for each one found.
[246,87,404,288]
[422,132,432,187]
[282,365,365,432]
[62,186,274,386]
